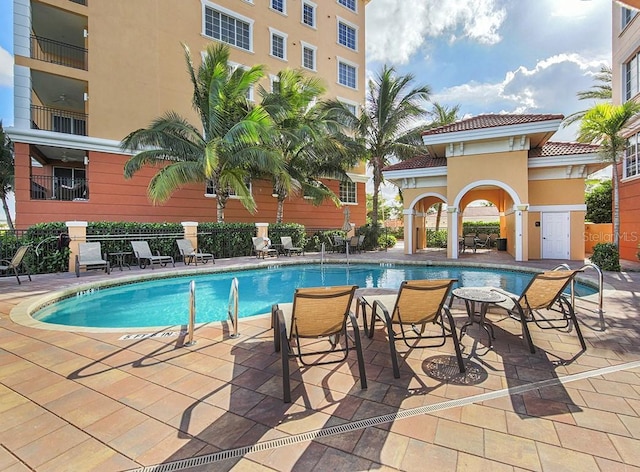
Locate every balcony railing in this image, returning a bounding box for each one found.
[69,0,87,5]
[31,35,88,70]
[31,105,87,136]
[31,175,89,201]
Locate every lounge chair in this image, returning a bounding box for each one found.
[280,236,303,256]
[252,237,278,258]
[0,245,32,284]
[488,233,499,248]
[475,233,491,249]
[176,239,214,265]
[75,242,110,277]
[272,285,366,403]
[130,240,174,269]
[491,270,586,353]
[357,279,465,378]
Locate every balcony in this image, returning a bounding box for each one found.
[31,35,87,71]
[30,175,89,201]
[31,105,87,136]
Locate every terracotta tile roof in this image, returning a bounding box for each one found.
[529,141,599,157]
[423,113,564,136]
[383,155,445,171]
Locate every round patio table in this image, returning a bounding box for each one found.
[452,287,506,347]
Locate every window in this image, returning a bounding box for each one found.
[270,74,281,92]
[622,7,637,30]
[206,178,252,197]
[338,98,357,116]
[625,53,639,101]
[204,4,252,51]
[302,1,316,27]
[338,0,356,12]
[271,0,285,13]
[338,60,357,89]
[301,42,316,70]
[339,180,356,203]
[270,28,287,60]
[338,20,357,50]
[52,115,87,136]
[625,133,640,178]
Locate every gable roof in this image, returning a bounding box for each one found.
[422,113,565,136]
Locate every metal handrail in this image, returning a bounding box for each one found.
[184,280,196,346]
[320,242,325,265]
[553,262,605,331]
[227,277,239,338]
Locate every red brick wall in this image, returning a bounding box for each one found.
[619,164,640,262]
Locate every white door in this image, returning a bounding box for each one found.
[542,212,570,259]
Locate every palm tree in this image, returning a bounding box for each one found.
[578,101,640,249]
[563,65,612,128]
[122,43,279,222]
[0,121,15,230]
[258,69,357,223]
[426,103,460,231]
[326,65,431,226]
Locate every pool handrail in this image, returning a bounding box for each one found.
[184,280,196,347]
[228,277,239,338]
[552,262,604,331]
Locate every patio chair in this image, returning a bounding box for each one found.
[176,239,214,265]
[130,240,174,269]
[272,285,366,403]
[475,233,491,249]
[280,236,303,256]
[330,235,345,253]
[357,279,464,378]
[488,233,499,248]
[75,242,110,277]
[490,270,586,354]
[462,235,477,253]
[252,237,278,258]
[0,245,32,284]
[348,235,365,253]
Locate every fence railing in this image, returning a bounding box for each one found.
[31,105,87,136]
[31,35,87,70]
[31,175,89,201]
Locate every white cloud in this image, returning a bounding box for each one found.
[366,0,506,64]
[0,46,13,87]
[430,53,609,134]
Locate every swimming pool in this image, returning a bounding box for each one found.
[33,263,597,329]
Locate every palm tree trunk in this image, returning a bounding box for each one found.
[1,194,14,230]
[217,198,225,223]
[612,160,620,247]
[435,203,442,231]
[276,198,285,223]
[371,159,382,226]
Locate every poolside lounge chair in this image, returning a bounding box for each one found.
[357,279,465,378]
[280,236,303,256]
[490,270,586,354]
[176,239,214,265]
[462,235,477,253]
[252,237,278,258]
[475,233,491,250]
[272,285,366,403]
[0,245,32,284]
[75,242,110,277]
[130,240,174,269]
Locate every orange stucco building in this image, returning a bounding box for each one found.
[383,114,605,262]
[8,0,369,229]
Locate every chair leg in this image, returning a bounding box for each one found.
[518,308,536,354]
[565,301,587,351]
[443,308,465,373]
[383,310,401,378]
[349,313,367,389]
[277,311,291,403]
[13,267,21,285]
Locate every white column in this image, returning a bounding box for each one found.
[448,206,459,260]
[403,209,415,255]
[514,204,529,262]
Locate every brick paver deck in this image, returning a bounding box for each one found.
[1,247,639,471]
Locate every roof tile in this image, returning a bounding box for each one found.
[423,113,564,136]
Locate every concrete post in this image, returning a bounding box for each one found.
[66,221,87,274]
[255,222,269,239]
[181,221,198,249]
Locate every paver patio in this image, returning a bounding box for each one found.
[1,246,639,471]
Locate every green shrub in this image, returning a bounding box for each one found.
[378,233,397,249]
[427,229,448,248]
[590,242,620,271]
[268,223,306,248]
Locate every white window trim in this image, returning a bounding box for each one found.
[336,16,358,51]
[301,0,317,28]
[270,0,287,15]
[339,180,357,204]
[337,0,357,14]
[337,96,359,116]
[300,41,317,71]
[228,61,255,102]
[205,179,252,199]
[269,27,288,61]
[337,56,358,90]
[270,74,280,92]
[201,0,254,53]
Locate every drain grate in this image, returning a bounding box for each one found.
[129,359,640,472]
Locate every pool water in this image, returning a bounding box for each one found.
[34,263,597,328]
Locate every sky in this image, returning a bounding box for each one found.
[0,0,613,218]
